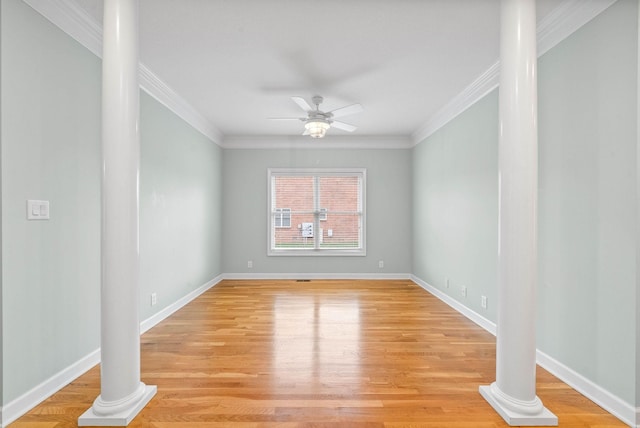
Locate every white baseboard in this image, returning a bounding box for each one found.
[410,274,637,428]
[222,272,412,280]
[5,274,636,428]
[2,274,223,428]
[2,348,101,427]
[535,350,638,427]
[411,275,496,335]
[140,274,223,334]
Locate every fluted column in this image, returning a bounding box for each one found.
[479,0,557,425]
[79,0,156,425]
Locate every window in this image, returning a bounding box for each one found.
[268,168,366,256]
[274,208,291,228]
[319,208,328,221]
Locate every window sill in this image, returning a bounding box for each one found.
[268,248,366,257]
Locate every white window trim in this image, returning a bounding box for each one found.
[267,168,366,257]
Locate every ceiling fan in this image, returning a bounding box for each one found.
[269,95,363,138]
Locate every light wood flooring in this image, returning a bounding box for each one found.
[11,279,626,427]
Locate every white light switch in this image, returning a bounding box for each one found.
[40,202,49,217]
[27,200,50,220]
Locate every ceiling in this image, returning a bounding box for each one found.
[68,0,587,145]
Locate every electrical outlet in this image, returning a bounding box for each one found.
[151,293,157,306]
[378,260,384,269]
[248,260,253,269]
[481,295,488,309]
[461,286,467,298]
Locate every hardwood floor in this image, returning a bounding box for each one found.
[11,279,626,427]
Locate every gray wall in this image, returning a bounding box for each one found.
[222,148,412,275]
[537,0,637,404]
[412,0,637,405]
[1,0,102,404]
[412,91,499,320]
[2,0,639,418]
[1,0,222,405]
[140,92,222,320]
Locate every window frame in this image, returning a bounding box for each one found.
[274,208,291,228]
[319,207,328,221]
[267,168,366,257]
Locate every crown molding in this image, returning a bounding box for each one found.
[138,65,224,143]
[21,0,224,145]
[411,0,618,145]
[537,0,618,56]
[221,135,413,150]
[22,0,617,149]
[411,61,500,145]
[22,0,102,56]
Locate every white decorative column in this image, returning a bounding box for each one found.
[79,0,156,425]
[479,0,557,425]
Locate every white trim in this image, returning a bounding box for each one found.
[138,65,223,144]
[2,275,223,428]
[537,0,618,57]
[267,168,367,257]
[222,273,412,280]
[22,0,102,57]
[78,385,157,427]
[222,135,413,150]
[20,0,223,145]
[410,275,496,335]
[21,0,617,150]
[139,274,223,334]
[536,351,637,427]
[411,62,500,145]
[410,274,635,428]
[2,348,101,427]
[411,0,618,145]
[5,273,635,426]
[479,385,558,426]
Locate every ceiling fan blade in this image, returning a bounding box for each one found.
[292,96,313,112]
[267,117,304,121]
[302,129,311,136]
[328,103,363,118]
[331,120,357,132]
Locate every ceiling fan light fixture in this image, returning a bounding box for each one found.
[304,119,330,138]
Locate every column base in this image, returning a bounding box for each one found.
[78,384,157,426]
[480,384,558,426]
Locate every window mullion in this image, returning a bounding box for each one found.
[313,175,320,250]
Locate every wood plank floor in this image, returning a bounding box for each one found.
[11,279,626,427]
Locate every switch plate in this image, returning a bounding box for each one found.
[481,295,488,309]
[27,200,50,220]
[378,260,384,269]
